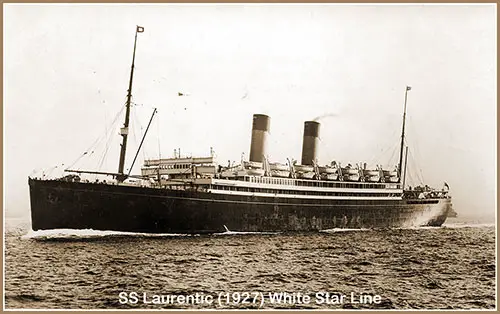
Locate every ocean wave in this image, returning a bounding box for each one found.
[320,228,372,233]
[21,228,197,239]
[213,225,279,236]
[6,224,495,309]
[213,231,279,236]
[442,222,496,229]
[397,226,441,230]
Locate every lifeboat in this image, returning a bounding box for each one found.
[297,172,315,179]
[345,174,360,181]
[318,166,337,174]
[343,168,359,175]
[243,161,263,169]
[364,170,379,176]
[294,165,314,173]
[269,163,289,171]
[221,170,237,178]
[271,170,290,178]
[365,175,380,182]
[321,173,339,181]
[237,169,265,176]
[383,170,398,176]
[387,176,399,183]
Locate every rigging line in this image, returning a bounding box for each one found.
[374,128,401,165]
[408,149,424,185]
[369,126,401,164]
[95,105,126,147]
[45,164,60,177]
[370,139,399,167]
[104,105,108,139]
[96,106,126,172]
[93,102,127,171]
[407,165,415,187]
[96,122,117,172]
[96,125,117,172]
[131,101,143,158]
[94,104,126,169]
[140,108,148,162]
[131,106,138,157]
[67,151,91,171]
[419,167,425,185]
[85,99,128,177]
[89,105,126,153]
[66,105,126,171]
[130,103,147,165]
[402,117,426,186]
[127,108,157,177]
[412,151,425,185]
[384,141,400,169]
[407,116,425,172]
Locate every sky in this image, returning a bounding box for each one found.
[4,4,497,221]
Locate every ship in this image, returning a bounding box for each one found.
[28,26,452,234]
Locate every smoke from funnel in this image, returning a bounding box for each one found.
[313,113,338,122]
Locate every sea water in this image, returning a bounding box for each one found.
[4,216,496,309]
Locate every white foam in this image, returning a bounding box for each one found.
[213,231,279,236]
[21,228,196,239]
[442,222,496,229]
[396,225,440,230]
[214,226,278,236]
[320,228,371,233]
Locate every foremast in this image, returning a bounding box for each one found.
[117,25,144,182]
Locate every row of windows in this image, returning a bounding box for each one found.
[234,176,398,190]
[209,184,399,197]
[156,164,191,169]
[152,164,214,170]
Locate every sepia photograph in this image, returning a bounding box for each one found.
[4,3,496,310]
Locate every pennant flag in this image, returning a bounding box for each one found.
[406,86,412,91]
[137,26,145,33]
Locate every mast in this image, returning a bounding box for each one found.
[398,85,411,183]
[117,25,144,182]
[402,146,409,189]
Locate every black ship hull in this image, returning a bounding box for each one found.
[29,178,451,234]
